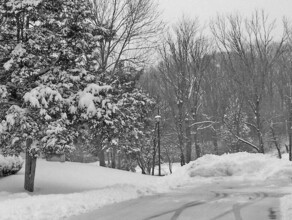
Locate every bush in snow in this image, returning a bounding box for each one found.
[0,155,23,177]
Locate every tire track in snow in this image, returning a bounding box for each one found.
[209,192,269,220]
[144,191,277,220]
[143,191,229,220]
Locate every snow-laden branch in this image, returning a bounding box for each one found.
[0,85,8,99]
[197,123,215,130]
[77,84,115,119]
[235,136,260,152]
[244,122,259,132]
[189,120,215,127]
[24,85,63,108]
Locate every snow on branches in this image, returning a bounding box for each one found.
[0,85,8,99]
[41,121,74,155]
[77,84,115,119]
[6,0,42,11]
[0,105,40,156]
[24,85,63,109]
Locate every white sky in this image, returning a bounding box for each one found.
[158,0,292,26]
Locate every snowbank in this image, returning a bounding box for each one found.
[0,184,154,220]
[161,152,292,188]
[0,155,23,177]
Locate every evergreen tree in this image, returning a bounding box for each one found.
[0,0,114,192]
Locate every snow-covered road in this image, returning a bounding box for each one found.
[68,180,290,220]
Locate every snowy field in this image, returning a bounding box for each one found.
[0,152,292,219]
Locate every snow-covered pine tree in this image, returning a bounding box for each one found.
[108,65,156,172]
[0,0,115,192]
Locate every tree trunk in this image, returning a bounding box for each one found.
[152,125,157,175]
[177,103,185,166]
[185,117,192,163]
[152,140,156,175]
[168,160,172,174]
[146,162,151,175]
[111,147,116,168]
[255,99,265,153]
[180,151,185,166]
[24,139,37,192]
[195,143,201,159]
[270,124,282,159]
[117,152,121,169]
[157,120,161,176]
[285,144,289,153]
[289,99,292,161]
[235,115,241,152]
[139,162,146,174]
[194,127,201,159]
[178,124,185,166]
[99,150,106,167]
[192,113,201,159]
[107,152,110,166]
[165,151,173,174]
[212,134,219,155]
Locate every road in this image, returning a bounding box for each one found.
[68,180,290,220]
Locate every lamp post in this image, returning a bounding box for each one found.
[155,115,161,176]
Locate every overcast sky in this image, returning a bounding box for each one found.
[158,0,292,26]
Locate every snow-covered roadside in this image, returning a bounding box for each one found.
[0,159,160,220]
[0,184,154,220]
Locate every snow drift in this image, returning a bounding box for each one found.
[162,152,292,188]
[188,152,292,179]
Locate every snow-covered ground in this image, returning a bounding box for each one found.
[0,159,160,220]
[0,152,292,220]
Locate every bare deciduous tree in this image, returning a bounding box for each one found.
[88,0,163,72]
[211,10,288,153]
[158,18,211,164]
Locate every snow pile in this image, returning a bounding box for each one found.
[0,155,23,176]
[162,152,292,188]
